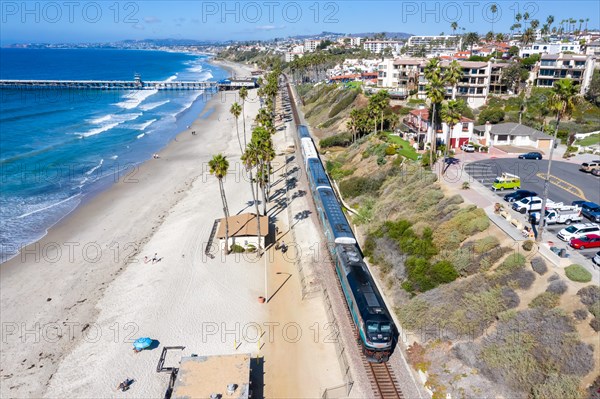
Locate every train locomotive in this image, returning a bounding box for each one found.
[296,124,398,363]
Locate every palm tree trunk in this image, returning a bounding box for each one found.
[249,170,262,255]
[235,120,243,154]
[241,104,247,148]
[380,110,384,132]
[537,113,561,242]
[219,179,230,254]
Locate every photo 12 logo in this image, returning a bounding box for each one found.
[1,1,140,24]
[200,1,340,24]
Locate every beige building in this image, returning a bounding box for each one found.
[217,212,269,251]
[534,53,596,94]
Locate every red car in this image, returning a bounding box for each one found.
[569,234,600,250]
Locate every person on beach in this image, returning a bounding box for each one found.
[152,253,159,264]
[117,379,133,392]
[143,256,150,264]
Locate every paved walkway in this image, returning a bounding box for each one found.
[438,155,599,281]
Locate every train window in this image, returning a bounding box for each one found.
[367,322,378,332]
[379,323,392,332]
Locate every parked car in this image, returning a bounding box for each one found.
[512,197,558,214]
[593,251,600,266]
[518,152,543,160]
[503,190,538,203]
[592,169,600,177]
[557,223,600,241]
[461,143,475,152]
[569,234,600,250]
[492,173,520,191]
[580,160,600,173]
[572,201,600,223]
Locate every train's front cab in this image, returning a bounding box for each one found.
[363,315,398,363]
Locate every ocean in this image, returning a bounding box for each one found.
[0,48,229,262]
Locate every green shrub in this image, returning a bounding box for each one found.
[474,236,500,254]
[529,292,560,309]
[500,253,526,272]
[530,374,584,399]
[328,90,358,118]
[339,176,385,198]
[320,116,341,129]
[522,240,534,251]
[230,244,245,253]
[385,144,397,156]
[320,132,353,148]
[565,264,592,283]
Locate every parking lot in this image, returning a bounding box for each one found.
[464,158,600,263]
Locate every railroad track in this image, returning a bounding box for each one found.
[284,77,403,399]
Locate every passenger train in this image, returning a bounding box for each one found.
[296,124,398,362]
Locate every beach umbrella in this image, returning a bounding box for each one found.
[133,337,153,351]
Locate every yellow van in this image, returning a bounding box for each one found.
[492,173,521,191]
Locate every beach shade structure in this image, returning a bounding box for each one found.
[133,337,153,352]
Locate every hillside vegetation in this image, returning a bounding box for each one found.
[299,88,599,398]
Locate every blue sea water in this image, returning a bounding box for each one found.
[0,48,229,262]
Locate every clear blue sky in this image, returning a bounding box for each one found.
[1,1,598,45]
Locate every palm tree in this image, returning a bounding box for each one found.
[585,18,589,32]
[523,12,530,29]
[546,15,554,29]
[347,109,359,143]
[496,33,505,42]
[521,28,536,45]
[537,79,580,242]
[444,60,463,100]
[230,102,243,154]
[485,31,494,43]
[515,12,522,33]
[241,141,263,255]
[463,32,480,54]
[441,100,462,159]
[451,22,458,36]
[578,19,584,34]
[490,4,498,34]
[209,154,231,254]
[424,59,445,168]
[239,86,249,147]
[530,19,539,31]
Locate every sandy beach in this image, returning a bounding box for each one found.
[1,60,346,398]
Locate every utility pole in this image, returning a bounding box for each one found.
[536,114,561,243]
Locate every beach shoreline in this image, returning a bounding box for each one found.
[0,60,261,397]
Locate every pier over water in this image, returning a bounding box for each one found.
[0,74,258,91]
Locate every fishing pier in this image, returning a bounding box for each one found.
[0,74,258,91]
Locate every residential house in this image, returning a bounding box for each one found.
[534,53,596,94]
[473,122,555,151]
[404,108,474,148]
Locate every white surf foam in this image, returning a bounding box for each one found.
[114,90,158,110]
[137,133,145,139]
[77,113,142,138]
[139,100,170,111]
[89,114,113,124]
[132,119,157,131]
[16,193,82,219]
[86,158,104,175]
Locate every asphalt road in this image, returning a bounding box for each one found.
[465,158,600,263]
[465,158,600,205]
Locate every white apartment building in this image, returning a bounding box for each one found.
[519,42,583,58]
[417,60,492,108]
[406,35,462,57]
[377,58,424,96]
[535,54,596,94]
[304,39,321,52]
[586,39,600,56]
[337,36,362,47]
[363,40,402,54]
